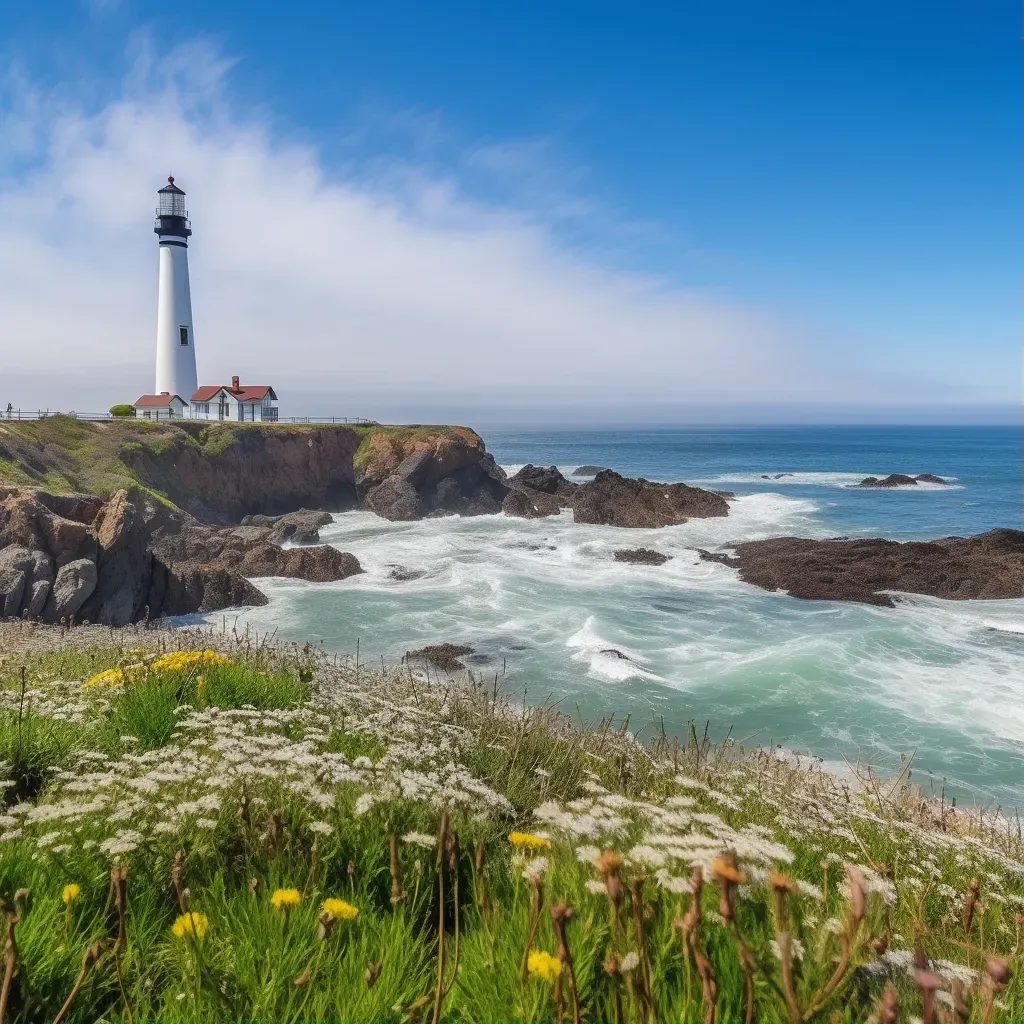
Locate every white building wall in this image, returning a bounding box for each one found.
[155,241,198,399]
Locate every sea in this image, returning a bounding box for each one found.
[220,426,1024,807]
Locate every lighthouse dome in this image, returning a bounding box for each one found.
[154,176,191,238]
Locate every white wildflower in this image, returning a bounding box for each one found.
[402,831,437,848]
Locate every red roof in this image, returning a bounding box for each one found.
[135,394,185,408]
[191,384,276,402]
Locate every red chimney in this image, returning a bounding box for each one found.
[231,375,240,390]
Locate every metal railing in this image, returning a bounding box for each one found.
[1,410,377,425]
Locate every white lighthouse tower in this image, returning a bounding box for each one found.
[153,176,198,400]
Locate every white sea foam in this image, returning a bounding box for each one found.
[223,488,1024,805]
[692,471,961,490]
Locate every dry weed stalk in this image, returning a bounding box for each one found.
[431,808,450,1024]
[674,867,717,1024]
[52,940,108,1024]
[389,832,406,904]
[712,851,754,1024]
[110,865,133,1024]
[551,902,581,1024]
[0,889,28,1024]
[627,874,657,1023]
[171,850,188,914]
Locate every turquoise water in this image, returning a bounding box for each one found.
[224,426,1024,806]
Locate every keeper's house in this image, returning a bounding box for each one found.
[189,376,279,422]
[133,393,188,420]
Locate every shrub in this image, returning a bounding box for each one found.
[109,404,136,417]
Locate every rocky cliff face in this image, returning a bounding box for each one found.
[0,488,362,625]
[119,424,363,523]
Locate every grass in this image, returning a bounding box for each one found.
[0,621,1019,1023]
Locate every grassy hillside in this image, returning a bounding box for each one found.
[0,622,1019,1022]
[0,418,483,515]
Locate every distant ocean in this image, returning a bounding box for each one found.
[223,426,1024,806]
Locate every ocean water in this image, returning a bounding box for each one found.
[220,426,1024,806]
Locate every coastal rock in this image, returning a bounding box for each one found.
[364,476,422,521]
[502,488,563,519]
[45,558,98,622]
[572,465,608,476]
[571,470,730,528]
[699,529,1024,606]
[240,509,333,545]
[403,643,473,672]
[613,548,671,566]
[853,474,947,489]
[0,486,362,625]
[509,465,573,495]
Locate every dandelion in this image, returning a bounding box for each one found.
[270,888,302,910]
[321,898,358,921]
[172,911,209,940]
[509,831,551,851]
[61,883,81,905]
[527,949,562,983]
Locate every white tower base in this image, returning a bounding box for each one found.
[154,240,197,399]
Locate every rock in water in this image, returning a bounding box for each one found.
[571,470,729,528]
[914,474,947,485]
[854,474,918,488]
[613,548,671,565]
[572,465,608,476]
[509,465,572,494]
[699,529,1024,606]
[403,644,474,672]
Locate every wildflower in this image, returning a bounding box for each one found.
[522,856,549,883]
[271,888,302,910]
[321,898,358,921]
[83,668,125,689]
[309,821,334,836]
[771,937,805,961]
[711,856,747,885]
[509,831,551,851]
[527,949,562,983]
[152,650,229,673]
[402,831,437,848]
[171,911,209,940]
[585,879,608,895]
[62,883,81,905]
[620,951,640,973]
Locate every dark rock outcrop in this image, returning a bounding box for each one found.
[573,466,608,476]
[240,509,333,545]
[614,548,671,566]
[501,464,575,519]
[403,644,473,672]
[0,488,362,625]
[699,529,1024,606]
[853,474,947,488]
[509,465,573,495]
[358,433,510,521]
[571,471,730,529]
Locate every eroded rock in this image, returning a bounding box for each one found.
[571,470,729,528]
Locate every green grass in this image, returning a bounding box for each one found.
[0,624,1019,1022]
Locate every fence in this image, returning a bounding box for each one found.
[0,410,377,425]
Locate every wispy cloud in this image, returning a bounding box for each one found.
[0,38,949,419]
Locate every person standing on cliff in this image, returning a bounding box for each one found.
[5,403,11,420]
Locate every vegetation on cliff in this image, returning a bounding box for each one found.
[0,621,1019,1022]
[0,418,488,523]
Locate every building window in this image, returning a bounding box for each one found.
[179,326,189,346]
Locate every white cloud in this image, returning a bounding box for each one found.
[0,39,961,420]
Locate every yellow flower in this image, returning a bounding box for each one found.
[527,949,562,984]
[270,888,302,910]
[321,898,358,921]
[508,831,551,852]
[171,911,209,940]
[62,883,81,905]
[83,667,125,689]
[195,674,205,690]
[151,649,230,673]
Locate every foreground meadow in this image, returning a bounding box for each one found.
[0,622,1020,1023]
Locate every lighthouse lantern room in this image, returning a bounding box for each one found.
[153,177,198,400]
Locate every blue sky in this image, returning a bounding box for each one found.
[0,0,1018,423]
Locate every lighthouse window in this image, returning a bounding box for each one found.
[179,326,189,346]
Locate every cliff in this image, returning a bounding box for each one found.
[0,418,504,525]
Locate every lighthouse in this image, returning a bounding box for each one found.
[153,177,198,399]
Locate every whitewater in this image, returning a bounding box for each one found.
[218,425,1024,806]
